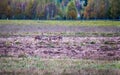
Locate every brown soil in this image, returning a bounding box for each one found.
[0,36,120,60]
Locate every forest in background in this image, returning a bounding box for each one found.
[0,0,120,20]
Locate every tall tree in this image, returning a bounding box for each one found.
[0,0,9,19]
[109,0,120,19]
[84,0,109,19]
[66,0,78,19]
[84,0,88,6]
[25,0,37,19]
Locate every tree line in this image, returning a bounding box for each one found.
[0,0,120,20]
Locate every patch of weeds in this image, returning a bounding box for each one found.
[92,33,99,36]
[0,55,13,57]
[100,33,115,37]
[25,32,29,35]
[101,33,106,37]
[60,32,66,36]
[0,33,11,37]
[47,43,55,48]
[15,41,21,45]
[94,63,120,69]
[5,41,12,47]
[114,33,120,36]
[68,32,75,36]
[34,32,39,34]
[75,32,86,37]
[38,41,45,45]
[104,41,116,45]
[35,61,45,70]
[75,32,81,35]
[106,33,113,37]
[0,33,3,37]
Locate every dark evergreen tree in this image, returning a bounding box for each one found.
[109,0,120,19]
[84,0,88,6]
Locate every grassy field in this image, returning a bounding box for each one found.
[0,20,120,26]
[0,57,120,75]
[0,20,120,75]
[1,57,120,70]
